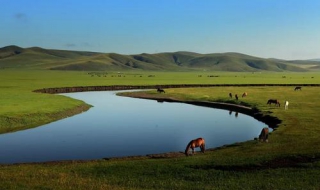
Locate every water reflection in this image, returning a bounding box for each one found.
[0,90,269,164]
[228,110,239,118]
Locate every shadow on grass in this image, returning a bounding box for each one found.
[188,154,320,172]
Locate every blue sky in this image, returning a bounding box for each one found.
[1,0,320,60]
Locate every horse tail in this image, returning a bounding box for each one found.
[185,141,192,156]
[201,141,206,153]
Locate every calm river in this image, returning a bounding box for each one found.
[0,90,269,164]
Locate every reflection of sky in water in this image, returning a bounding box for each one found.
[0,90,268,164]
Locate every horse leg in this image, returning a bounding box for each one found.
[201,145,205,153]
[265,134,269,143]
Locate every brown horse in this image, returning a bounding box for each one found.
[267,99,280,107]
[185,137,205,156]
[242,92,248,97]
[259,127,269,142]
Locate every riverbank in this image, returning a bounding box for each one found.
[118,90,281,128]
[0,103,91,134]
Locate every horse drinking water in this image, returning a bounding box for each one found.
[185,138,205,156]
[258,127,269,142]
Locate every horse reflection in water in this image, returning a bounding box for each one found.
[185,137,205,156]
[229,110,239,118]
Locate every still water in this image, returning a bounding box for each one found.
[0,91,268,164]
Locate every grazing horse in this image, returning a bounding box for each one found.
[229,92,232,98]
[235,94,239,100]
[242,92,248,98]
[185,138,205,156]
[157,88,165,93]
[284,101,289,110]
[267,99,280,107]
[294,86,302,91]
[259,127,269,142]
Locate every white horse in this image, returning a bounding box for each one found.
[284,101,289,110]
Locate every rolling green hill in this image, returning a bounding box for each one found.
[1,45,319,71]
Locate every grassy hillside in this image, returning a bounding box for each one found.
[1,45,318,71]
[286,59,320,71]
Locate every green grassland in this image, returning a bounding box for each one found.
[1,70,320,189]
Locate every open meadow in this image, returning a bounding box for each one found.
[0,70,320,189]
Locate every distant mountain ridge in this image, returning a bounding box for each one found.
[309,59,320,61]
[0,45,319,72]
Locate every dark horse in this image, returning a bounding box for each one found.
[267,99,280,107]
[185,138,205,156]
[294,86,302,91]
[157,88,165,93]
[258,127,269,142]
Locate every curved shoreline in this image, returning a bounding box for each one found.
[0,103,91,135]
[104,94,282,160]
[31,84,283,161]
[33,84,283,129]
[103,94,281,160]
[119,93,281,128]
